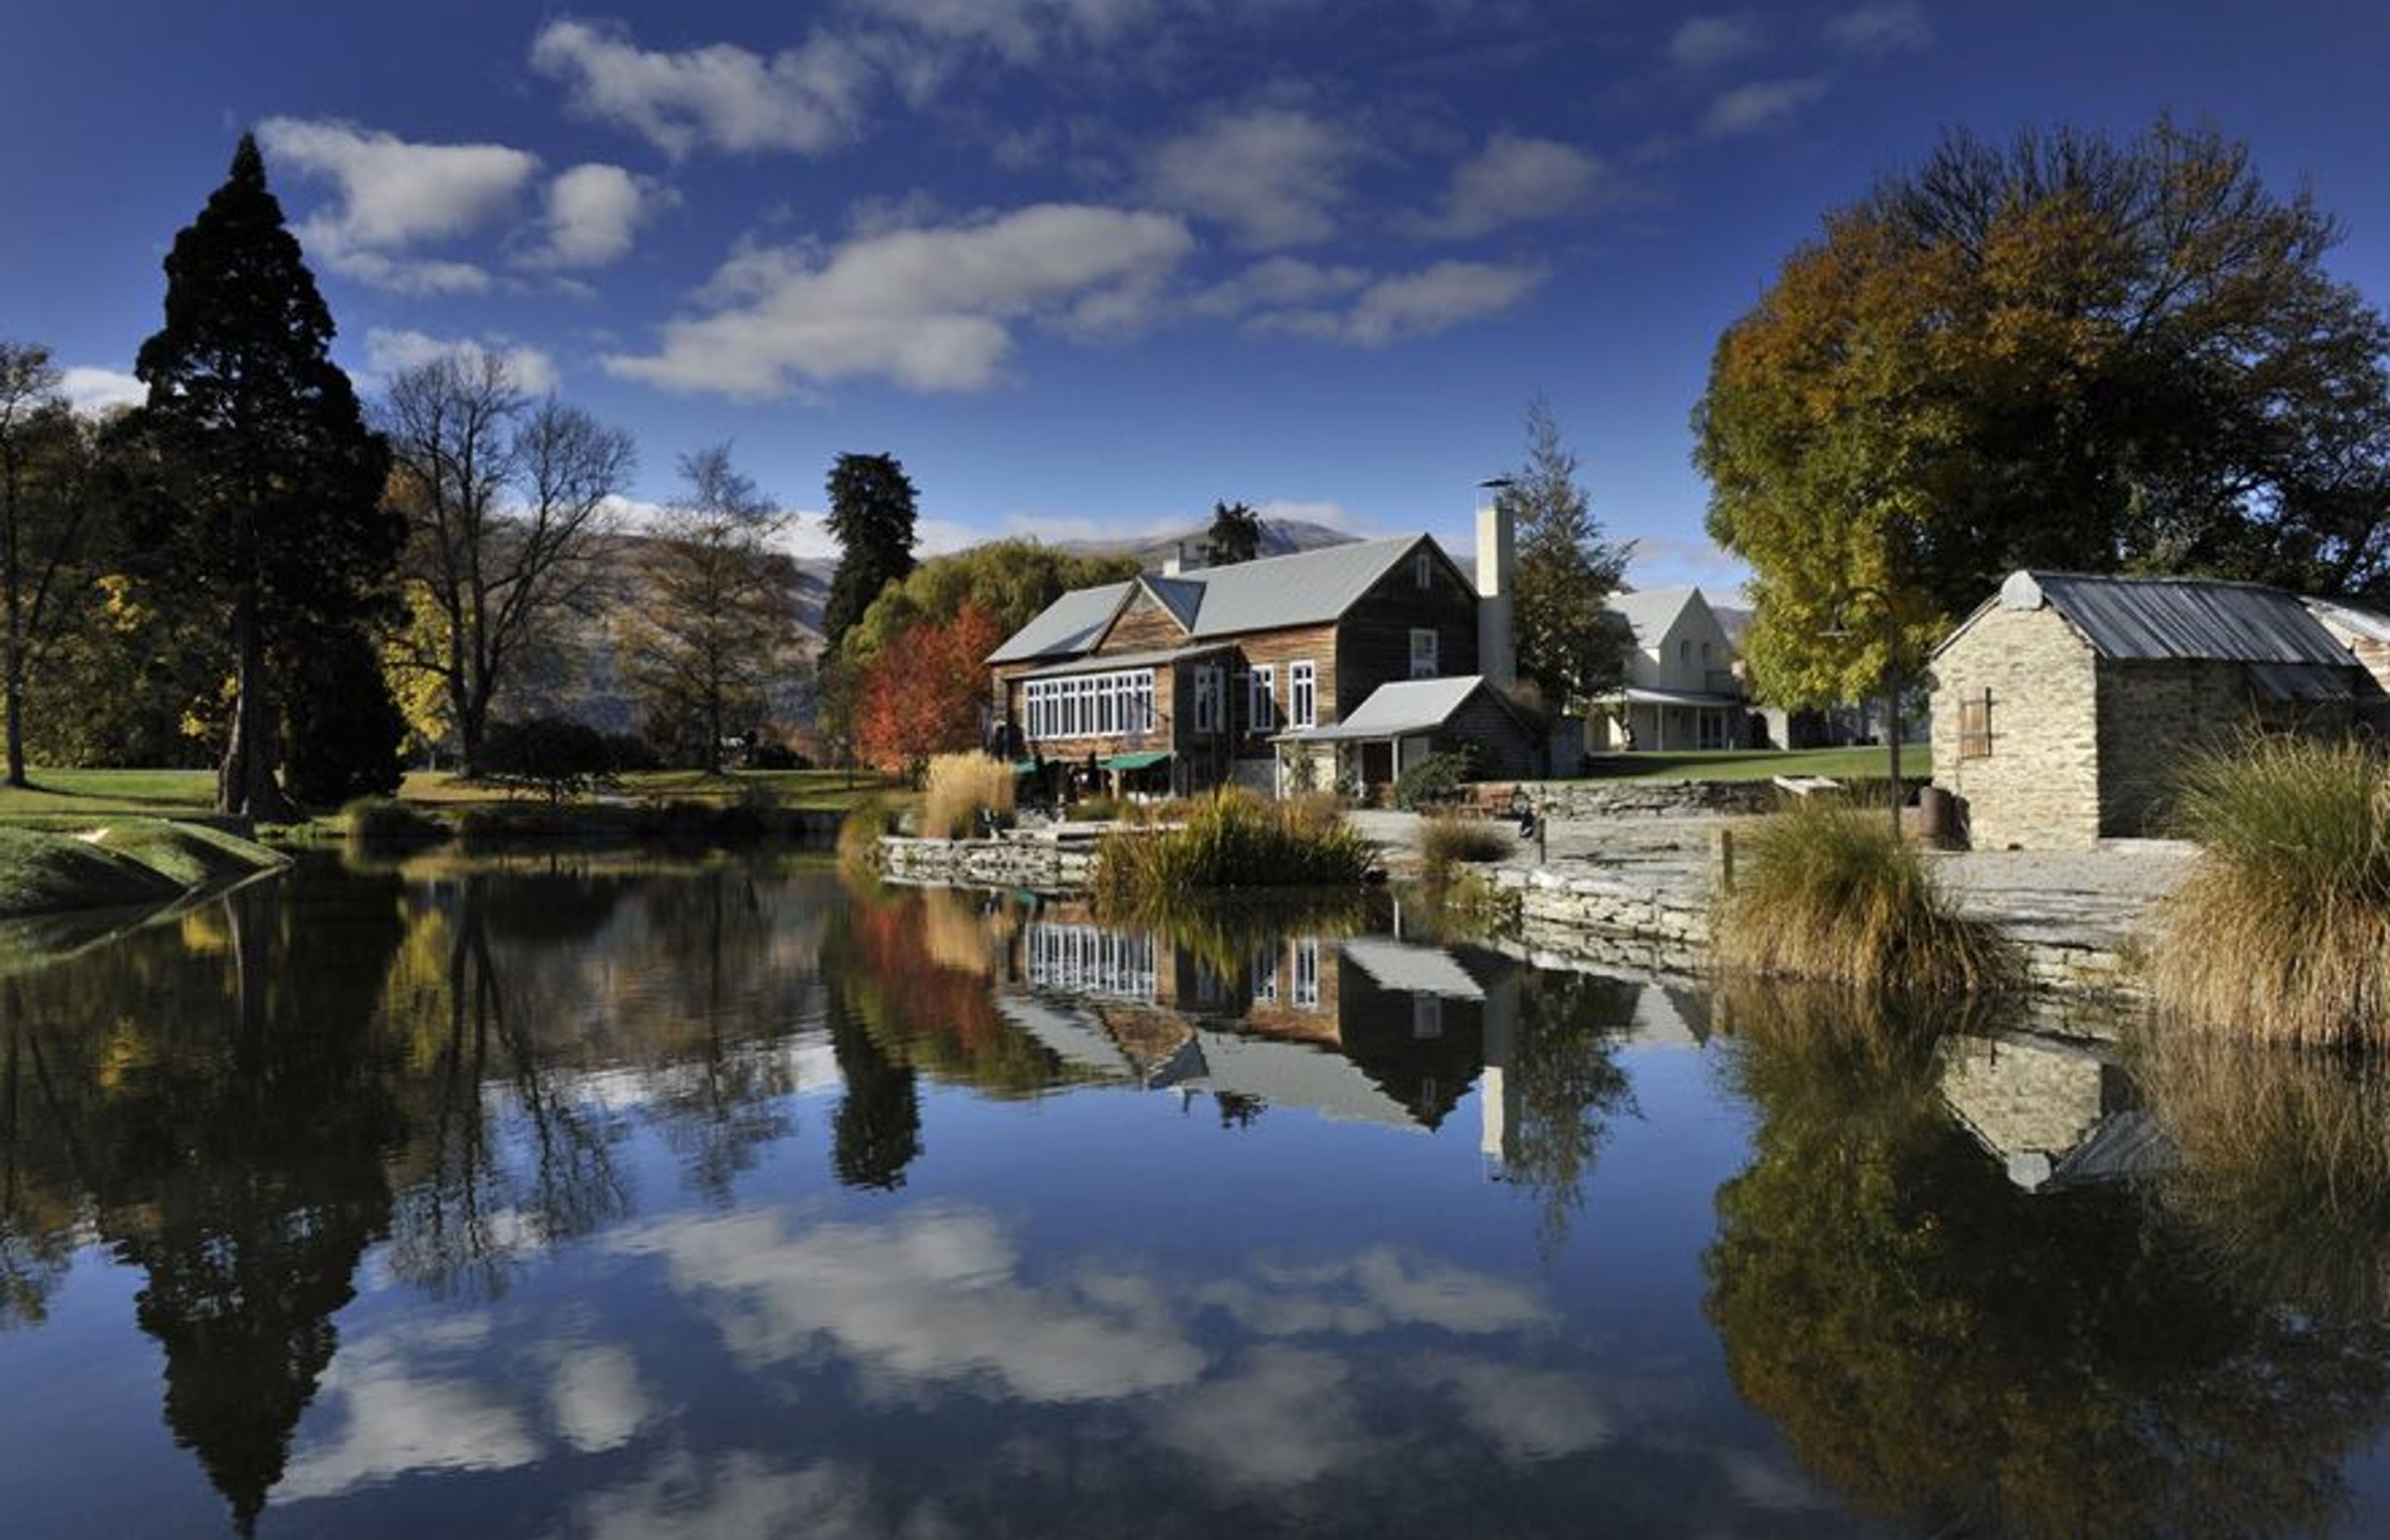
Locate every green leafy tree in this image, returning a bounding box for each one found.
[116,134,398,818]
[1202,500,1264,566]
[821,451,920,655]
[617,444,797,772]
[1696,118,2390,705]
[837,539,1142,675]
[0,344,101,786]
[1501,397,1632,708]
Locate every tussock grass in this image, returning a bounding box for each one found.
[1715,796,2017,995]
[1419,811,1514,875]
[921,753,1017,840]
[1092,787,1373,909]
[2152,735,2390,1048]
[2137,1031,2390,1318]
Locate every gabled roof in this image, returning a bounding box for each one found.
[1280,674,1523,742]
[985,581,1134,665]
[1943,570,2353,666]
[988,535,1440,665]
[1604,587,1709,650]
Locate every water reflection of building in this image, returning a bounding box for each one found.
[1937,1033,2172,1192]
[1003,917,1519,1135]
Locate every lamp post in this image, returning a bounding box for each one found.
[1822,586,1905,842]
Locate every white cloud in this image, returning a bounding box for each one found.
[58,366,143,416]
[531,20,873,159]
[258,118,538,292]
[363,328,560,394]
[1260,261,1544,346]
[1430,134,1604,238]
[1666,14,1764,70]
[526,163,673,269]
[1189,256,1370,318]
[1151,108,1356,249]
[605,203,1193,397]
[1253,499,1373,534]
[1825,1,1932,57]
[1150,1347,1370,1489]
[277,1333,541,1502]
[857,0,1154,65]
[549,1345,658,1455]
[1699,77,1827,138]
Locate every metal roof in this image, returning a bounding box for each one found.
[1338,938,1487,1001]
[985,582,1132,664]
[2307,597,2390,647]
[988,535,1436,664]
[1997,570,2352,665]
[1279,674,1497,742]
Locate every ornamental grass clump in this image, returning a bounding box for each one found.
[1418,810,1514,878]
[2153,735,2390,1048]
[1092,787,1373,910]
[921,753,1017,840]
[1715,795,2017,996]
[836,796,904,875]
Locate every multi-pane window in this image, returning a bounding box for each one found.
[1025,923,1157,1002]
[1246,664,1275,733]
[1409,628,1440,680]
[1290,661,1317,728]
[1193,665,1224,733]
[1958,689,1994,758]
[1290,939,1320,1010]
[1022,670,1155,740]
[1250,952,1279,1004]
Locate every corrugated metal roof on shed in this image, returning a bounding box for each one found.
[2003,570,2352,665]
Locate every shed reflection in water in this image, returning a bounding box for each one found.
[2,859,2390,1537]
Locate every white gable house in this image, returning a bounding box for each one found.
[1584,587,1753,753]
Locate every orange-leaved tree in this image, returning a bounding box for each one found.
[854,601,1006,777]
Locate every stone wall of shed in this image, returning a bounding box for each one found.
[1931,605,2100,849]
[2095,659,2358,836]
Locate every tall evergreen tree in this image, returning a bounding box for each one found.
[1202,500,1265,566]
[117,134,397,818]
[0,343,100,787]
[821,452,919,655]
[1501,397,1632,708]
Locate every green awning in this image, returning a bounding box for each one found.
[1102,750,1172,771]
[1010,759,1041,775]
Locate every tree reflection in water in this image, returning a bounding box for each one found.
[1705,980,2390,1540]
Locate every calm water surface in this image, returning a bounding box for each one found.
[3,857,2389,1538]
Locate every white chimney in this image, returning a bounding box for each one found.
[1162,540,1185,578]
[1475,487,1515,685]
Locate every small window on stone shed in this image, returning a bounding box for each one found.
[1958,690,1993,758]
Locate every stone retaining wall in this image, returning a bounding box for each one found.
[881,834,1098,889]
[1513,780,1779,820]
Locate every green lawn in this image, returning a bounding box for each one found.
[1575,746,1932,783]
[0,765,902,824]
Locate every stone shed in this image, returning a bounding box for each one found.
[1929,570,2378,850]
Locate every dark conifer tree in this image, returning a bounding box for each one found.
[118,134,397,818]
[821,452,919,655]
[1202,500,1265,566]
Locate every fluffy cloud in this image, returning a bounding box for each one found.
[1699,77,1828,138]
[531,20,873,158]
[858,0,1154,65]
[1666,15,1764,70]
[258,117,539,291]
[364,328,560,394]
[1825,0,1932,57]
[1259,261,1544,346]
[525,163,673,269]
[1151,108,1356,249]
[1189,256,1370,318]
[1429,134,1604,238]
[605,203,1193,397]
[58,366,144,416]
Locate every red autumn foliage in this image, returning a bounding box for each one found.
[852,602,1007,772]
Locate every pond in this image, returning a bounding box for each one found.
[3,856,2390,1538]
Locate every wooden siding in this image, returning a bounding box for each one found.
[1095,591,1189,655]
[1333,545,1481,717]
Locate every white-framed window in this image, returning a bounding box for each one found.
[1193,665,1223,733]
[1290,661,1317,728]
[1022,670,1157,741]
[1291,939,1320,1010]
[1415,551,1433,589]
[1025,923,1157,1003]
[1409,628,1440,680]
[1246,664,1275,732]
[1250,953,1279,1003]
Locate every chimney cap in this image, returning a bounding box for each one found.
[1477,476,1516,490]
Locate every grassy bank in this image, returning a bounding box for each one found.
[0,820,285,919]
[1576,746,1929,784]
[2152,736,2390,1048]
[1714,796,2017,995]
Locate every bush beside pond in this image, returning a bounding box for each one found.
[1092,787,1373,908]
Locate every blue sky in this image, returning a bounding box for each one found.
[6,2,2388,588]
